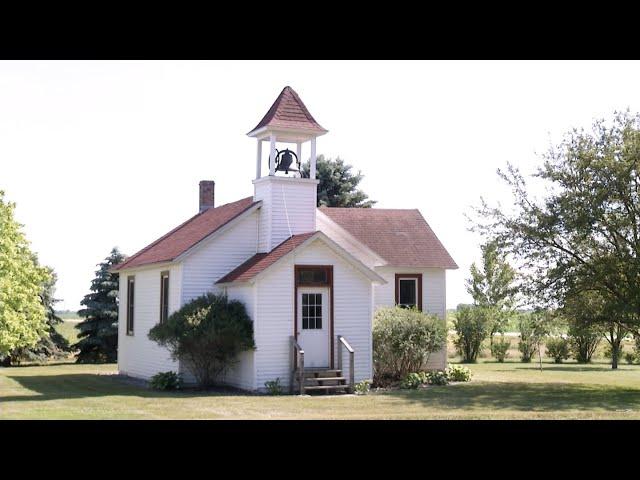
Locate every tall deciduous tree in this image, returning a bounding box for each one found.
[8,267,69,364]
[302,155,376,207]
[74,248,125,363]
[472,111,640,368]
[0,191,51,361]
[465,240,518,342]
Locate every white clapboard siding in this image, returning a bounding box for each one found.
[253,176,317,252]
[117,263,182,379]
[254,238,374,389]
[373,266,448,370]
[180,211,258,304]
[216,285,256,390]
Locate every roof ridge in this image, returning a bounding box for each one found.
[114,196,254,270]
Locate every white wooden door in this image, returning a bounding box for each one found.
[297,287,330,368]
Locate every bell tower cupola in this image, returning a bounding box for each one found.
[249,86,327,252]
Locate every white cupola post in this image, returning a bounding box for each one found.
[247,86,328,253]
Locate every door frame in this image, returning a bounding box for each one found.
[293,265,334,369]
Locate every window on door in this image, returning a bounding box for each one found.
[395,274,422,310]
[302,293,322,329]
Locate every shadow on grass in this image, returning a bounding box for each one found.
[389,381,640,412]
[1,373,251,403]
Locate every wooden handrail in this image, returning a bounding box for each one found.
[290,336,305,395]
[337,335,355,393]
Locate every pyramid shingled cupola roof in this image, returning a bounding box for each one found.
[247,86,328,141]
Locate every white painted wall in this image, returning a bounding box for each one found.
[253,238,374,390]
[180,211,258,303]
[253,176,318,252]
[373,266,448,370]
[117,262,182,379]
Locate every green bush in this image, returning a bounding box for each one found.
[546,337,570,363]
[373,307,446,385]
[264,378,283,395]
[148,293,255,388]
[426,370,449,386]
[624,352,637,365]
[567,320,601,363]
[453,305,492,363]
[490,337,511,362]
[400,372,428,390]
[354,379,372,395]
[518,313,540,363]
[446,364,472,382]
[149,371,183,391]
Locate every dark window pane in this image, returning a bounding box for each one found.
[303,317,309,329]
[316,317,322,329]
[298,268,328,285]
[399,279,417,307]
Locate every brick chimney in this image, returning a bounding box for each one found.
[199,180,215,212]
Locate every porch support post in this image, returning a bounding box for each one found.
[269,134,276,176]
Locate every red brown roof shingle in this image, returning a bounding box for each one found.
[248,86,327,135]
[319,207,458,269]
[113,197,259,271]
[216,232,318,284]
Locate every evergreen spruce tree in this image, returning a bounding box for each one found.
[8,267,70,364]
[301,155,376,207]
[74,247,126,363]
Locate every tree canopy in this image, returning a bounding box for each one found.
[465,240,518,338]
[472,110,640,368]
[302,155,376,207]
[0,191,51,357]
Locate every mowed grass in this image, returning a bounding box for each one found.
[2,361,640,419]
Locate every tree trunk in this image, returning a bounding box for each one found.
[611,340,619,370]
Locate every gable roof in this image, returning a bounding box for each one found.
[216,231,385,285]
[112,197,259,271]
[318,207,458,269]
[248,86,327,136]
[216,232,317,284]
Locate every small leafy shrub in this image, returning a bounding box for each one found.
[354,379,372,395]
[400,372,428,390]
[567,320,602,363]
[453,305,492,363]
[546,337,570,363]
[148,293,256,388]
[446,364,472,382]
[490,337,511,362]
[373,307,446,386]
[426,370,449,386]
[264,378,283,395]
[149,371,183,391]
[624,352,637,365]
[518,313,540,363]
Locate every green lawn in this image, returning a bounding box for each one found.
[2,360,640,419]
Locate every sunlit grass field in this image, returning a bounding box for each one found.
[2,360,639,420]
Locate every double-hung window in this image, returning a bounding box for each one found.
[395,274,422,310]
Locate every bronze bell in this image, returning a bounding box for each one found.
[275,149,299,174]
